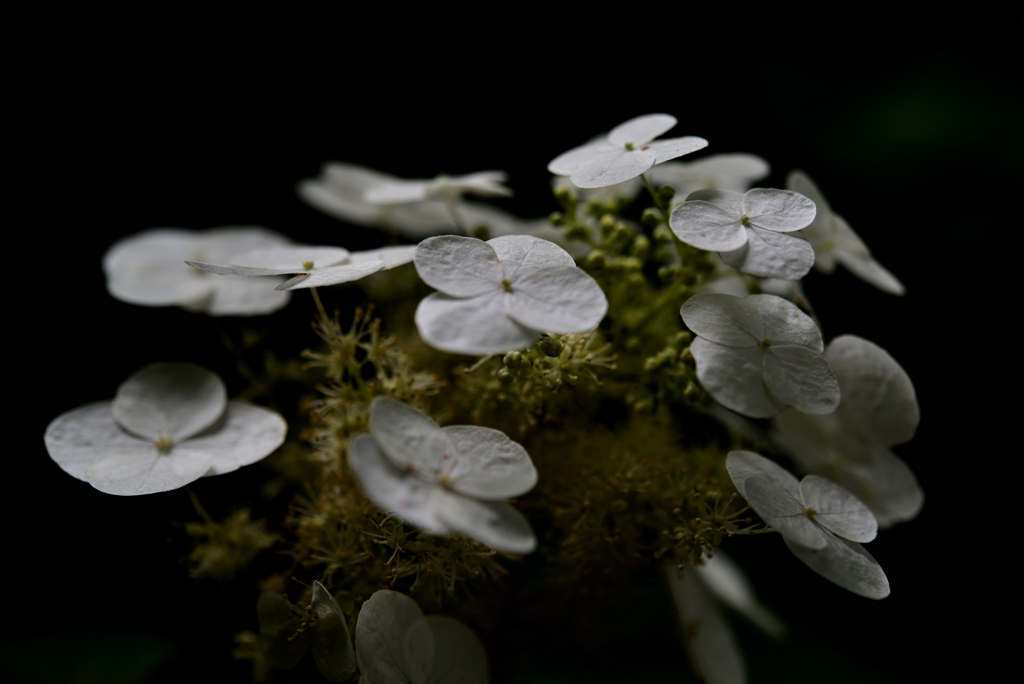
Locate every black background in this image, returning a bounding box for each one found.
[10,3,1021,682]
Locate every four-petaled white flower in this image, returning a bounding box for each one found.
[355,589,489,684]
[669,188,816,280]
[44,362,286,495]
[649,153,771,200]
[103,226,293,316]
[681,293,839,418]
[364,171,512,204]
[548,114,708,188]
[772,334,922,528]
[347,397,538,554]
[186,244,417,291]
[414,234,607,355]
[786,170,905,295]
[727,450,889,599]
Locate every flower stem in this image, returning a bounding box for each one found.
[310,287,329,321]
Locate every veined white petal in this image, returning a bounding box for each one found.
[44,401,147,481]
[643,136,708,164]
[436,497,536,554]
[694,552,786,639]
[720,227,814,280]
[547,139,618,176]
[414,236,503,297]
[189,400,286,476]
[784,534,890,599]
[571,149,655,188]
[742,189,816,233]
[744,476,826,550]
[310,581,357,683]
[112,362,226,442]
[488,234,576,279]
[85,446,213,496]
[277,260,386,290]
[230,246,350,270]
[691,339,781,418]
[608,113,677,147]
[670,200,748,252]
[799,475,878,543]
[369,397,454,475]
[505,266,607,334]
[763,345,840,415]
[441,425,536,499]
[415,291,538,356]
[424,616,489,684]
[748,294,823,351]
[726,450,801,500]
[355,591,434,684]
[680,293,763,347]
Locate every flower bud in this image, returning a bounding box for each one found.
[679,347,695,366]
[641,207,662,228]
[566,224,590,242]
[599,214,616,235]
[503,351,522,369]
[471,224,491,240]
[585,250,606,270]
[630,235,651,259]
[653,225,674,243]
[657,184,676,204]
[497,367,515,385]
[554,184,576,206]
[657,265,678,284]
[549,211,567,226]
[538,335,563,357]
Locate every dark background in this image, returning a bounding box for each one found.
[10,3,1021,682]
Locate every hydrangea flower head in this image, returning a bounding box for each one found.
[355,590,489,684]
[773,334,922,527]
[727,451,889,599]
[669,189,816,280]
[786,170,904,295]
[414,234,607,355]
[363,171,512,204]
[681,293,839,418]
[347,397,538,554]
[103,226,293,315]
[548,114,707,188]
[44,362,286,495]
[186,244,417,291]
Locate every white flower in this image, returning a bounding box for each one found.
[680,293,839,418]
[347,397,538,554]
[364,171,512,204]
[103,226,293,316]
[186,244,417,291]
[649,153,771,199]
[772,335,922,528]
[355,590,489,684]
[727,450,889,599]
[786,170,904,295]
[670,188,816,280]
[414,234,607,355]
[548,114,707,188]
[44,362,286,496]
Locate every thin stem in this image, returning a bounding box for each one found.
[641,173,688,266]
[310,287,329,321]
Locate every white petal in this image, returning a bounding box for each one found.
[184,260,294,278]
[364,180,432,204]
[784,533,890,599]
[44,402,145,481]
[310,581,357,683]
[669,199,748,252]
[415,292,538,356]
[827,335,918,445]
[719,226,815,280]
[355,590,434,684]
[198,226,292,260]
[297,177,383,227]
[799,475,877,543]
[694,552,786,639]
[104,229,213,307]
[437,497,537,554]
[643,136,709,164]
[831,214,871,258]
[684,189,746,216]
[547,139,618,176]
[346,433,448,535]
[725,450,801,500]
[835,249,906,296]
[201,276,292,316]
[680,293,763,347]
[608,114,677,147]
[369,397,453,475]
[744,477,826,550]
[683,154,771,182]
[188,400,286,476]
[350,245,418,269]
[231,246,351,270]
[85,446,214,495]
[414,236,503,297]
[441,425,537,499]
[665,564,746,684]
[277,261,386,290]
[424,616,489,684]
[692,339,780,418]
[784,170,832,220]
[505,267,607,333]
[747,294,823,351]
[742,189,816,233]
[828,445,924,529]
[488,234,576,278]
[763,345,840,415]
[570,149,655,188]
[112,362,227,442]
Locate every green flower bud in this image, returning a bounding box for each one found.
[657,184,676,203]
[619,256,643,272]
[497,367,515,385]
[503,351,522,369]
[471,224,491,240]
[641,207,663,228]
[653,225,674,243]
[564,373,579,387]
[672,331,693,347]
[657,265,678,284]
[566,224,590,242]
[585,250,607,270]
[683,381,702,403]
[679,347,695,366]
[538,335,563,358]
[554,184,575,206]
[599,214,616,235]
[628,272,646,289]
[630,235,651,259]
[549,211,567,226]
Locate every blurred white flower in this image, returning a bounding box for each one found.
[670,189,816,280]
[355,589,489,684]
[347,397,538,554]
[414,234,607,355]
[186,244,416,291]
[364,171,512,204]
[548,114,707,188]
[772,334,922,527]
[680,293,839,418]
[103,226,292,315]
[649,153,771,200]
[44,362,286,495]
[786,170,904,295]
[727,450,889,599]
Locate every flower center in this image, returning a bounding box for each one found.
[502,278,513,292]
[438,473,454,489]
[302,260,314,270]
[759,338,771,349]
[805,506,818,518]
[155,435,173,453]
[740,214,751,226]
[624,142,635,150]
